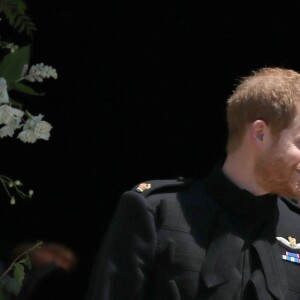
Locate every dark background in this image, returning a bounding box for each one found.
[2,1,300,299]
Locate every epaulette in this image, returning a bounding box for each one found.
[132,176,193,198]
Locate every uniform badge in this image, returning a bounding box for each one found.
[277,237,300,264]
[136,182,151,193]
[276,236,300,249]
[288,236,297,248]
[282,251,300,264]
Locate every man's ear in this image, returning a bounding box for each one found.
[250,120,269,145]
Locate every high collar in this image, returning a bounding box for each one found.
[202,162,279,241]
[203,162,278,219]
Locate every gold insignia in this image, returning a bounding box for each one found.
[288,236,297,248]
[136,182,151,193]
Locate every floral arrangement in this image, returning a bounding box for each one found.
[0,0,57,298]
[0,0,57,204]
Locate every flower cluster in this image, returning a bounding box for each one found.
[0,1,57,298]
[0,41,19,53]
[21,63,58,83]
[0,45,57,201]
[0,76,53,143]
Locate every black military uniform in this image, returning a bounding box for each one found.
[85,164,300,300]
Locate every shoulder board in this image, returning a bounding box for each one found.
[132,176,193,197]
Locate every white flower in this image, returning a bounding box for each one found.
[0,105,24,138]
[22,64,29,77]
[0,78,9,104]
[0,42,18,53]
[18,129,38,143]
[10,196,16,205]
[18,114,52,143]
[10,44,18,54]
[5,43,18,53]
[0,105,24,125]
[24,63,58,82]
[34,120,52,140]
[0,124,17,137]
[0,118,22,138]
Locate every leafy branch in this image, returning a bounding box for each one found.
[0,241,43,298]
[0,0,36,38]
[0,1,55,299]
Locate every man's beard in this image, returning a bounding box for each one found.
[254,149,300,199]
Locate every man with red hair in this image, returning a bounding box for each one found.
[86,67,300,300]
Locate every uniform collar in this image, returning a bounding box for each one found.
[203,162,278,219]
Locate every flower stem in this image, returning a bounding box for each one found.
[0,241,43,280]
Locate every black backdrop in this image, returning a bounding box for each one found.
[2,1,300,299]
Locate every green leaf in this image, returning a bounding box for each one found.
[0,0,35,37]
[8,82,45,96]
[5,277,20,296]
[0,44,31,83]
[16,0,27,13]
[13,262,25,287]
[18,255,32,270]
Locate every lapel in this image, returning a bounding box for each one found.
[200,200,288,300]
[253,238,287,300]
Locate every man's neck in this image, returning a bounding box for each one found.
[222,151,268,196]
